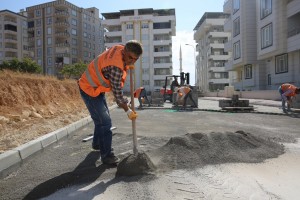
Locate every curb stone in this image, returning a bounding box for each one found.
[0,104,118,177]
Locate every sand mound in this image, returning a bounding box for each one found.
[148,131,284,171]
[116,152,156,176]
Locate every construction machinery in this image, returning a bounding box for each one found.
[160,72,190,102]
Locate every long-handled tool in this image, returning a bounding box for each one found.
[129,67,138,155]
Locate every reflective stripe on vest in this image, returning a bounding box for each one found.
[85,56,109,88]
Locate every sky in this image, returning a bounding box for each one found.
[1,0,224,85]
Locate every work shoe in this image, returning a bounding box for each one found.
[92,142,100,150]
[102,153,120,165]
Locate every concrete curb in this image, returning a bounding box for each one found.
[0,104,118,176]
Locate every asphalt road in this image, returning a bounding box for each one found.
[1,99,300,200]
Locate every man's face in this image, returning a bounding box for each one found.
[123,50,139,65]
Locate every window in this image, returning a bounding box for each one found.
[71,29,77,35]
[127,24,133,29]
[47,27,52,35]
[233,0,240,14]
[37,39,41,47]
[261,23,272,49]
[71,10,77,16]
[233,17,240,37]
[72,48,77,55]
[35,10,41,17]
[47,57,52,66]
[46,7,51,14]
[37,48,42,57]
[47,47,52,56]
[244,64,252,79]
[72,38,77,45]
[275,54,288,74]
[36,29,41,37]
[71,19,77,26]
[261,0,272,19]
[47,17,52,25]
[141,23,149,29]
[233,41,241,60]
[36,19,41,27]
[83,32,87,38]
[47,37,52,45]
[267,74,271,85]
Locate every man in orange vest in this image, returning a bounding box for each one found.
[278,83,300,112]
[175,85,198,108]
[78,40,143,165]
[133,87,150,109]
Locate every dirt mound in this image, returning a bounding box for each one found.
[149,131,284,171]
[0,70,114,153]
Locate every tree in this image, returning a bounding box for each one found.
[60,61,87,79]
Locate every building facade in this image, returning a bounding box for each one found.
[101,8,176,92]
[193,12,231,92]
[0,10,30,64]
[223,0,300,91]
[26,0,105,75]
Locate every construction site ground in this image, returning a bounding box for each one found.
[1,98,300,200]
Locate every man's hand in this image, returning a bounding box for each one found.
[127,109,138,120]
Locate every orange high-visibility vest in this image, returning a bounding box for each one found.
[134,87,144,98]
[281,84,297,97]
[79,45,129,97]
[177,86,191,101]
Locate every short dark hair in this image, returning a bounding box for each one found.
[125,40,143,56]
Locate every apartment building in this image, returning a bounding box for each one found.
[101,8,176,92]
[26,0,105,75]
[193,12,231,92]
[0,10,30,64]
[223,0,300,91]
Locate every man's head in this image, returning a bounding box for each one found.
[123,40,143,65]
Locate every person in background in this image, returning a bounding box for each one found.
[78,40,143,165]
[175,85,198,108]
[278,83,300,112]
[170,77,180,92]
[133,87,151,109]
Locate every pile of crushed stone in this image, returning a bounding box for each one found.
[116,152,156,176]
[147,130,284,171]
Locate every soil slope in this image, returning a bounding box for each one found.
[0,70,114,153]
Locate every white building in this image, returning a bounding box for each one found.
[26,0,105,75]
[0,10,30,64]
[223,0,300,91]
[193,12,231,92]
[101,8,176,92]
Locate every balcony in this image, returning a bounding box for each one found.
[153,39,171,45]
[55,31,70,38]
[287,29,300,52]
[153,51,171,57]
[209,67,225,72]
[56,41,70,47]
[209,54,230,61]
[54,11,69,17]
[4,18,17,26]
[56,53,70,57]
[208,78,229,84]
[55,21,70,27]
[287,0,300,18]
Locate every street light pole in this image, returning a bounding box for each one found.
[185,44,197,86]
